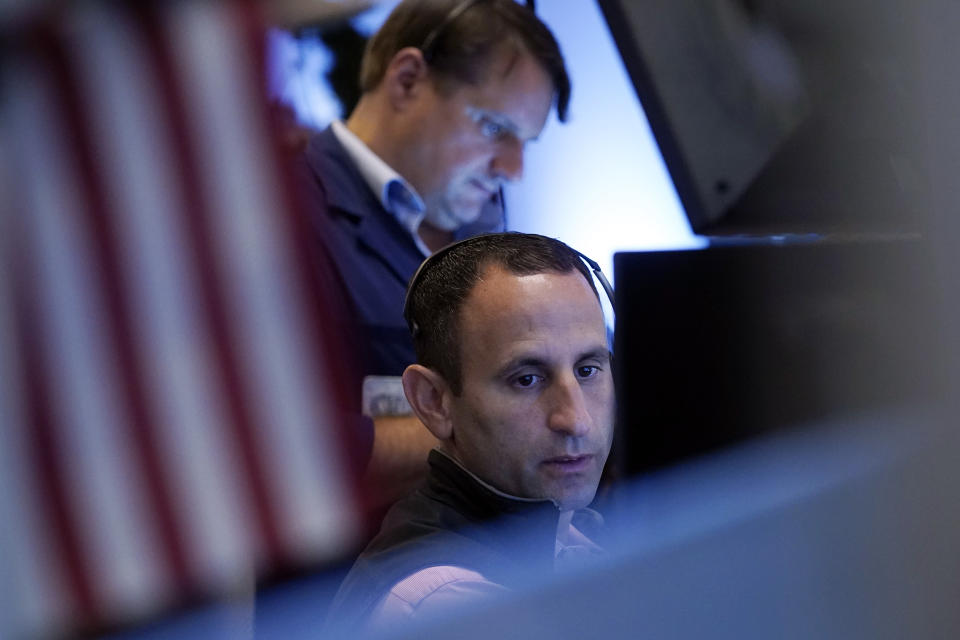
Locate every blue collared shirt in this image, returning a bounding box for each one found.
[330,120,432,256]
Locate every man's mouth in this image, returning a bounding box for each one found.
[542,454,594,473]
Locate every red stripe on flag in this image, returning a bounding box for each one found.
[34,26,192,593]
[131,3,286,569]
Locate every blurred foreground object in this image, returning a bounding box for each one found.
[0,0,366,636]
[389,407,960,640]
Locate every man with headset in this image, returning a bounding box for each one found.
[293,0,571,506]
[324,233,615,631]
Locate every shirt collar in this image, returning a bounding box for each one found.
[329,120,430,256]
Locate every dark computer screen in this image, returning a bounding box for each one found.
[613,238,944,476]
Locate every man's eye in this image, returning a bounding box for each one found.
[514,374,539,388]
[576,366,599,379]
[479,118,505,139]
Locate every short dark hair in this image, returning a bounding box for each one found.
[359,0,571,122]
[404,233,598,394]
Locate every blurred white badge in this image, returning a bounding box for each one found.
[362,375,413,417]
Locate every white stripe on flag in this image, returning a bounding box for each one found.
[6,59,172,618]
[67,5,261,592]
[0,92,76,639]
[165,0,359,559]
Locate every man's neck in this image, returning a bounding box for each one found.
[346,100,402,178]
[418,219,455,253]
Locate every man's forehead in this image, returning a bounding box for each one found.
[457,266,608,374]
[464,264,602,323]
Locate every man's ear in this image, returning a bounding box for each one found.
[402,364,453,441]
[382,46,429,109]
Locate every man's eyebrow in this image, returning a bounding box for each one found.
[578,347,612,364]
[496,356,547,377]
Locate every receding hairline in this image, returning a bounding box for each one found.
[470,259,599,295]
[405,232,598,395]
[453,260,604,338]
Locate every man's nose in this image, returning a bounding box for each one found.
[490,138,524,182]
[546,374,592,437]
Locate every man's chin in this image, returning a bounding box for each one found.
[424,205,483,232]
[424,207,481,231]
[552,487,598,512]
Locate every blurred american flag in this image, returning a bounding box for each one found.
[0,1,365,636]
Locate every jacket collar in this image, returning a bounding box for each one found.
[304,127,425,282]
[424,449,562,525]
[305,126,382,221]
